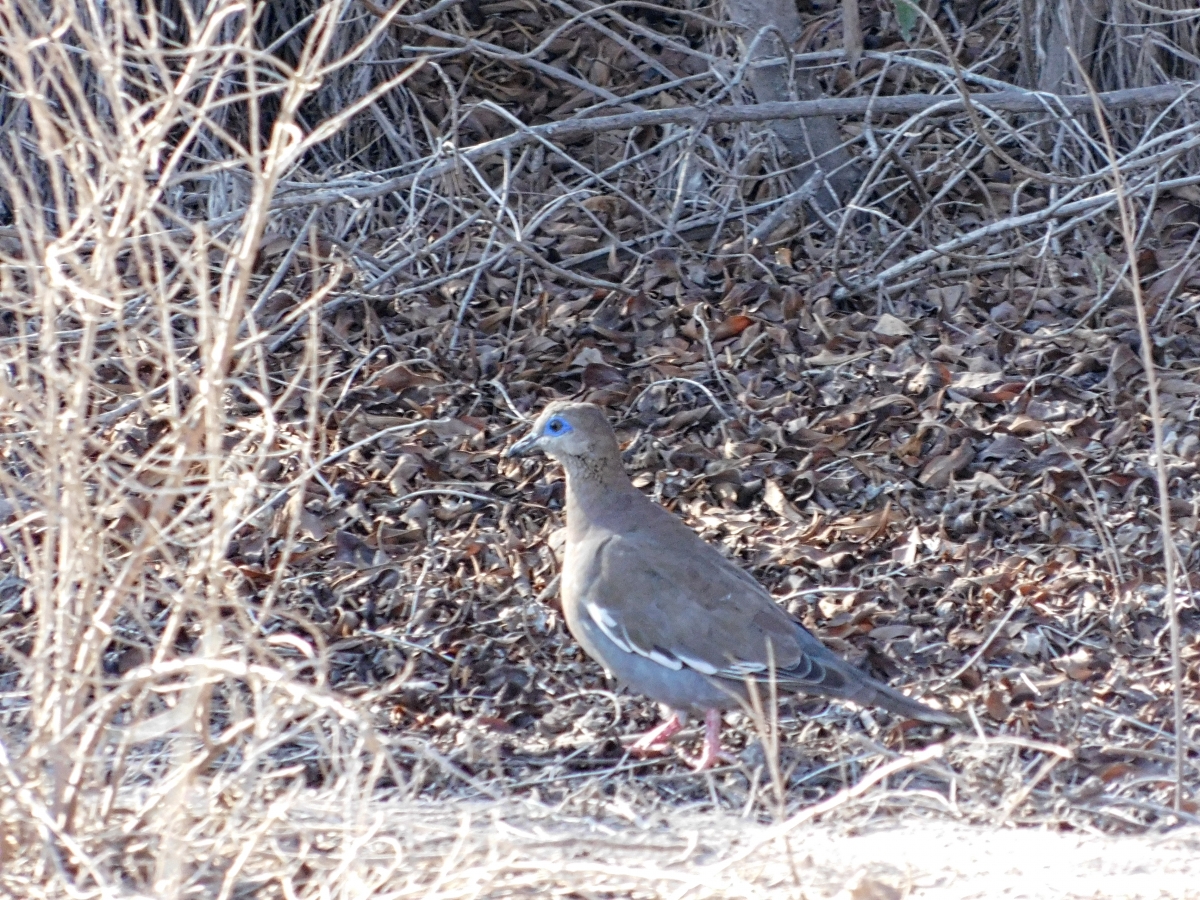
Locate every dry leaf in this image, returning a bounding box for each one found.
[711,314,753,341]
[581,363,627,388]
[985,690,1009,720]
[918,441,976,488]
[570,346,606,367]
[806,348,873,366]
[763,479,805,524]
[1097,761,1136,783]
[872,313,912,337]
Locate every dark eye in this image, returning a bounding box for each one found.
[547,418,565,433]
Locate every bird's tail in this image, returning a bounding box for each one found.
[861,677,966,727]
[774,627,967,727]
[780,636,966,727]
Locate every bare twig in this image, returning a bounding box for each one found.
[1076,52,1187,813]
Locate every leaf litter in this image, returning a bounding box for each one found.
[233,231,1200,835]
[5,0,1200,892]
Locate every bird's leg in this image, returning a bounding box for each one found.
[627,712,684,757]
[678,709,738,771]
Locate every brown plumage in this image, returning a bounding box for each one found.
[507,401,962,768]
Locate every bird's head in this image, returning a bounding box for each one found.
[505,401,621,468]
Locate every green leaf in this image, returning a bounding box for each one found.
[894,0,918,42]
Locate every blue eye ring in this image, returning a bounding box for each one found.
[544,415,572,436]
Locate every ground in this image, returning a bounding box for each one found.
[3,0,1200,895]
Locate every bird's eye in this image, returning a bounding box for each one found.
[545,416,570,435]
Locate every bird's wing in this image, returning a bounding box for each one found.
[576,521,861,696]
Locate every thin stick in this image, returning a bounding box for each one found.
[1075,52,1185,813]
[935,598,1024,687]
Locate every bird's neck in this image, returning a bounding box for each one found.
[562,457,643,535]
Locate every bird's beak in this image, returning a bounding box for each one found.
[505,429,541,458]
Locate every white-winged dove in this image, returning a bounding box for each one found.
[507,401,962,769]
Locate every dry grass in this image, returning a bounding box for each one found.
[1,0,1200,895]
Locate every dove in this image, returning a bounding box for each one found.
[507,401,961,768]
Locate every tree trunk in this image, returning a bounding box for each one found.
[1019,0,1104,93]
[725,0,859,210]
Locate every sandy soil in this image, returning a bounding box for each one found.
[333,797,1200,899]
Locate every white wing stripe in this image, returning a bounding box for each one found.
[586,601,633,653]
[585,602,685,671]
[586,603,781,677]
[587,601,620,630]
[725,660,768,676]
[646,646,684,670]
[673,651,719,675]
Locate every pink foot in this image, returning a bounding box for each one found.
[677,709,738,771]
[627,713,684,758]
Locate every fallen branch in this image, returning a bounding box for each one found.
[266,83,1196,215]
